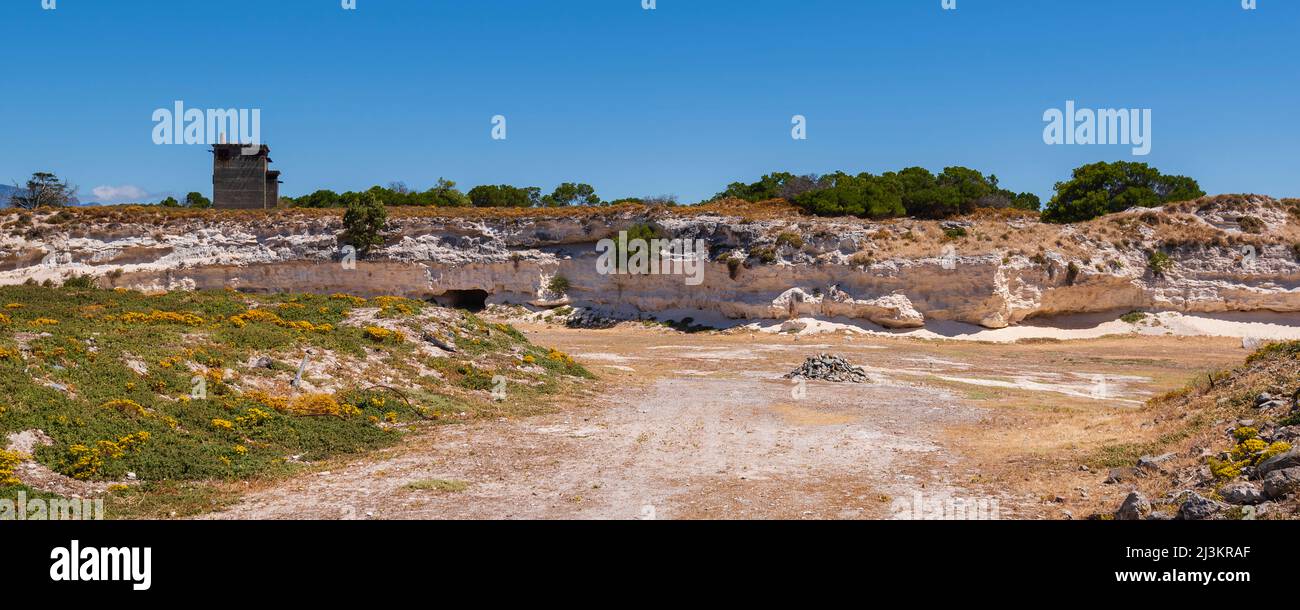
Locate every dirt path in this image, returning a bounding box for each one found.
[204,327,1248,520]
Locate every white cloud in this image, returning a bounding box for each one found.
[91,185,151,203]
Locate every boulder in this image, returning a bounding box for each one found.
[1137,453,1176,472]
[1273,426,1300,443]
[1219,482,1266,505]
[770,287,925,329]
[1257,449,1300,477]
[1105,467,1142,484]
[1115,492,1150,520]
[1177,492,1227,521]
[1262,467,1300,500]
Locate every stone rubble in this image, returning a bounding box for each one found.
[783,354,872,383]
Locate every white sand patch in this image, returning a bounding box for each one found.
[747,312,1300,344]
[902,357,972,369]
[934,374,1143,405]
[644,345,760,359]
[577,352,639,362]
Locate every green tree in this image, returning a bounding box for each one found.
[1042,161,1204,223]
[714,172,800,202]
[342,192,388,255]
[718,167,1037,218]
[791,172,904,219]
[542,182,601,207]
[294,189,344,208]
[467,184,541,208]
[159,196,181,207]
[184,192,211,208]
[424,178,471,207]
[10,172,76,209]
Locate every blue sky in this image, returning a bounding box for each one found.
[1,0,1297,204]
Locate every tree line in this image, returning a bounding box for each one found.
[290,180,670,210]
[285,161,1205,223]
[8,160,1206,224]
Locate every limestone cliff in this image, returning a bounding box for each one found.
[2,195,1297,329]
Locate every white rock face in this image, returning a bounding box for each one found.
[2,195,1298,329]
[770,287,924,328]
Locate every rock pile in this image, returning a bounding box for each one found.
[784,354,871,383]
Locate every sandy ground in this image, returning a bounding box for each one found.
[201,320,1259,520]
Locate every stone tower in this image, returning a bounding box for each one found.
[211,143,280,209]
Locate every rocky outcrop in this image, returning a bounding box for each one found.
[770,287,925,328]
[2,195,1298,329]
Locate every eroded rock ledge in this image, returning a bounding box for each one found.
[2,195,1298,329]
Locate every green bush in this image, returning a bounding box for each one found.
[1147,250,1173,277]
[61,274,97,289]
[791,172,905,219]
[547,275,570,294]
[775,232,804,249]
[541,183,601,207]
[467,184,540,208]
[342,193,388,254]
[1120,311,1147,324]
[1042,161,1203,223]
[184,192,212,209]
[718,167,1038,220]
[292,179,470,208]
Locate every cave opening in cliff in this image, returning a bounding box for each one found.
[436,289,489,312]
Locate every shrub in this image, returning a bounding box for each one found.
[612,223,664,270]
[541,183,601,207]
[1066,261,1081,285]
[0,449,27,486]
[790,172,904,219]
[342,192,388,254]
[1237,216,1265,234]
[61,274,97,289]
[726,256,743,280]
[775,232,804,249]
[1119,311,1147,324]
[942,226,967,240]
[1042,161,1204,223]
[467,184,540,208]
[1147,250,1173,277]
[547,275,571,294]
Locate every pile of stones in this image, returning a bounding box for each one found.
[783,354,871,383]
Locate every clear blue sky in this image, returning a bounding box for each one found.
[2,0,1297,204]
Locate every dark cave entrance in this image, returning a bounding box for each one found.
[436,289,489,312]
